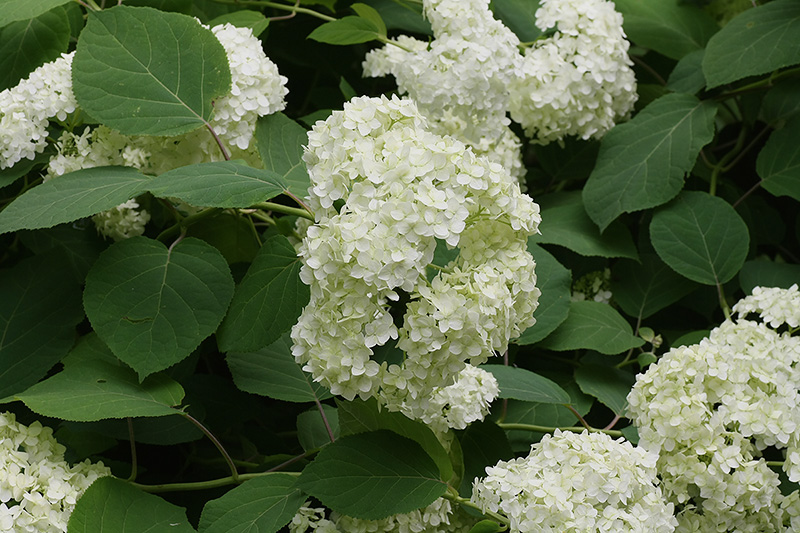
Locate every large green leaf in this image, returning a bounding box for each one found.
[198,474,306,533]
[227,332,332,402]
[537,301,644,354]
[757,117,800,202]
[458,422,513,495]
[0,6,70,91]
[148,162,288,208]
[703,0,800,89]
[72,5,231,136]
[308,16,383,45]
[574,364,635,417]
[15,335,185,421]
[739,260,800,294]
[484,365,570,404]
[583,93,718,231]
[0,255,83,399]
[516,244,571,345]
[83,237,235,379]
[256,113,311,200]
[68,477,195,532]
[0,166,153,234]
[207,9,269,37]
[614,0,719,60]
[363,0,430,35]
[491,0,541,42]
[19,223,107,284]
[761,79,800,125]
[612,254,697,320]
[530,192,638,258]
[297,405,339,451]
[336,398,453,482]
[650,191,750,285]
[296,430,448,519]
[217,235,309,352]
[0,0,71,28]
[666,49,706,95]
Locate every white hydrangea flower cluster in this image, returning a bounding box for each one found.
[207,23,288,150]
[471,430,677,533]
[0,412,110,533]
[289,502,338,533]
[92,199,151,241]
[292,95,540,423]
[406,364,499,435]
[363,0,525,179]
[508,0,637,144]
[570,268,612,304]
[732,283,800,329]
[627,287,800,532]
[0,53,76,170]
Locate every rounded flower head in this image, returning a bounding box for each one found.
[471,430,676,533]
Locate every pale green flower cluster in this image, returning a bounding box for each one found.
[0,412,110,533]
[91,199,151,242]
[292,94,540,424]
[471,430,677,533]
[570,268,612,304]
[628,286,800,532]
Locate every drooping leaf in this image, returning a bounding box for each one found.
[583,93,718,231]
[458,421,513,496]
[468,521,505,533]
[185,212,261,265]
[757,117,800,202]
[198,474,306,533]
[256,112,311,200]
[0,151,51,190]
[67,477,196,532]
[296,430,448,519]
[19,222,107,283]
[703,0,800,89]
[614,0,719,60]
[0,166,153,234]
[761,79,800,125]
[148,161,288,208]
[297,405,339,451]
[72,5,231,136]
[0,255,83,399]
[0,0,71,28]
[739,260,800,294]
[351,3,386,36]
[83,236,235,379]
[491,0,541,42]
[574,364,635,417]
[227,332,332,403]
[484,365,570,404]
[15,335,185,421]
[308,16,383,45]
[530,192,638,258]
[217,235,309,352]
[650,191,750,285]
[362,0,430,35]
[666,49,706,95]
[0,6,70,91]
[515,244,571,345]
[612,254,697,320]
[207,9,269,36]
[336,398,453,482]
[537,301,644,354]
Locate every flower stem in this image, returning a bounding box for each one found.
[181,412,239,482]
[212,0,336,21]
[497,422,624,438]
[129,471,299,493]
[442,487,510,528]
[252,201,315,221]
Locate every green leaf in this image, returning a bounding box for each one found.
[583,93,718,231]
[336,398,453,482]
[72,5,231,136]
[256,113,311,200]
[148,161,288,208]
[0,255,83,399]
[15,336,185,421]
[227,332,332,402]
[83,237,235,379]
[458,421,513,496]
[537,301,644,354]
[308,16,383,45]
[185,212,261,265]
[612,254,697,320]
[757,117,800,202]
[703,0,800,89]
[491,0,541,42]
[0,0,71,28]
[484,365,570,404]
[217,235,309,352]
[207,9,269,37]
[666,49,706,95]
[762,79,800,125]
[68,477,195,532]
[198,474,306,533]
[650,191,750,285]
[296,430,448,519]
[574,364,635,417]
[297,405,339,451]
[0,6,70,91]
[19,223,107,283]
[516,244,571,344]
[469,521,505,533]
[351,3,386,35]
[530,192,638,258]
[0,166,153,234]
[614,0,718,60]
[0,151,51,190]
[739,260,800,294]
[362,0,430,35]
